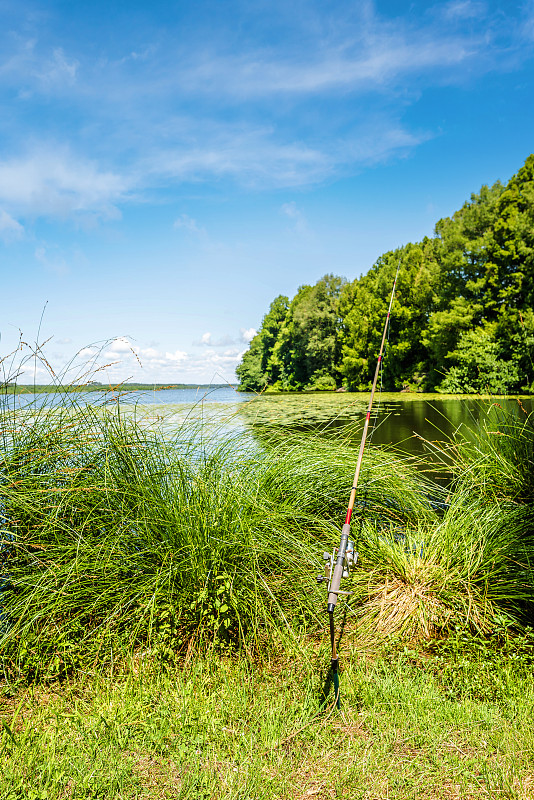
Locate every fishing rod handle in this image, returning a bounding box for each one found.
[327,524,350,612]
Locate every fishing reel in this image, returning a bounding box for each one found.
[317,539,356,595]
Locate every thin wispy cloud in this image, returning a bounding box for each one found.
[150,129,331,188]
[281,201,308,234]
[441,1,486,21]
[139,2,526,101]
[35,244,69,276]
[0,0,530,226]
[0,209,24,241]
[0,148,128,220]
[173,213,206,234]
[35,47,79,89]
[181,36,475,98]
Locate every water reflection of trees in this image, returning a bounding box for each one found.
[244,397,534,461]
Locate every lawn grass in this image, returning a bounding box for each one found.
[2,636,533,799]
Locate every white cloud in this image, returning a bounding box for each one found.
[281,201,308,234]
[0,1,527,218]
[35,245,69,276]
[0,149,128,220]
[195,331,237,347]
[240,327,256,343]
[36,47,79,89]
[18,363,49,379]
[177,11,488,99]
[109,338,134,353]
[173,213,205,234]
[441,1,486,21]
[164,349,188,363]
[139,111,431,190]
[149,128,332,188]
[87,339,244,382]
[6,334,247,386]
[78,346,99,358]
[138,346,160,358]
[0,209,24,241]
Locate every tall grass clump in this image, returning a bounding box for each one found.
[347,492,533,639]
[0,403,305,680]
[0,369,442,682]
[2,338,533,680]
[451,401,534,504]
[341,403,534,640]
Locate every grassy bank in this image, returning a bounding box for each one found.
[1,386,534,797]
[2,634,534,799]
[0,397,440,681]
[3,383,230,394]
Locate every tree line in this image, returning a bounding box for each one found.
[237,155,534,393]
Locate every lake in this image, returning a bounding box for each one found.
[112,388,534,462]
[4,387,533,458]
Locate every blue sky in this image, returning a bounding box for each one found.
[1,0,533,384]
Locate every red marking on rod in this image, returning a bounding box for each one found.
[345,508,352,524]
[366,411,371,421]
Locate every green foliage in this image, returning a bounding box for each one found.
[450,403,534,504]
[2,354,534,685]
[350,495,534,639]
[236,294,289,391]
[1,645,534,799]
[237,154,534,394]
[237,276,345,391]
[423,625,534,702]
[341,241,440,390]
[1,389,445,682]
[437,326,520,394]
[271,274,346,390]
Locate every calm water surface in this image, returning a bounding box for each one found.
[121,390,533,461]
[5,388,533,457]
[236,392,534,455]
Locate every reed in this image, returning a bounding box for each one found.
[451,401,534,504]
[348,492,533,639]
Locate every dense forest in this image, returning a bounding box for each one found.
[237,155,534,394]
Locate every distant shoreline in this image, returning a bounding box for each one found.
[2,383,233,394]
[2,384,532,399]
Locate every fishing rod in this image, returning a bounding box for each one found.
[318,258,401,708]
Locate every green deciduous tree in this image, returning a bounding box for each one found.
[237,154,534,394]
[341,241,440,390]
[271,274,346,390]
[235,295,289,391]
[437,326,520,394]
